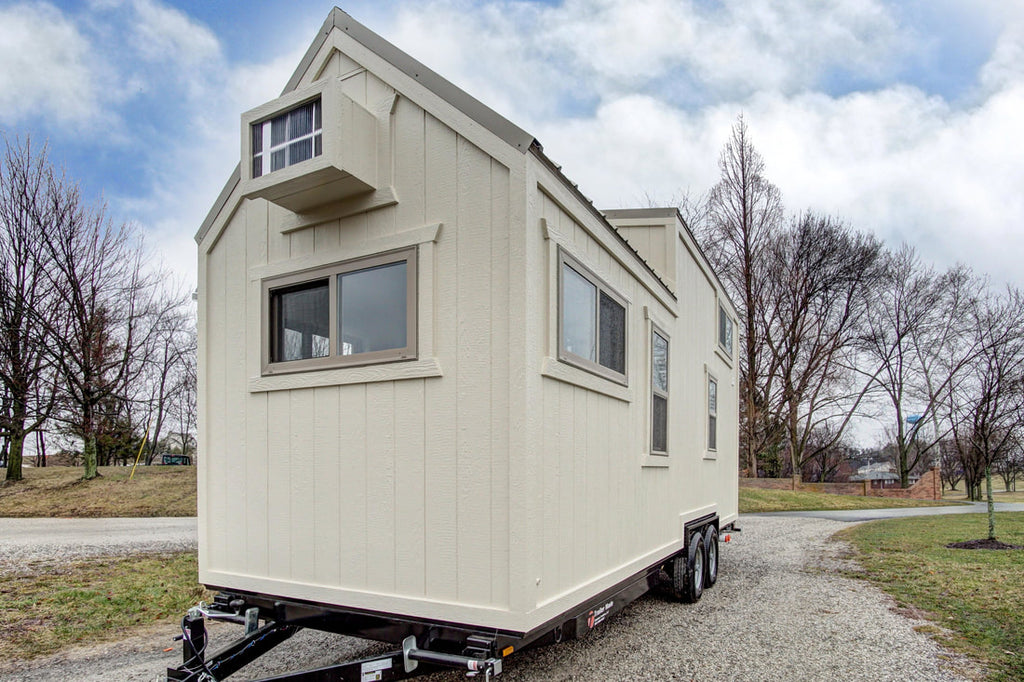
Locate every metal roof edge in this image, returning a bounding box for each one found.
[194,164,240,245]
[528,144,676,300]
[601,208,678,220]
[196,7,538,245]
[327,7,536,153]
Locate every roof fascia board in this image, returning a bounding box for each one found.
[282,10,337,95]
[320,30,527,170]
[529,145,676,304]
[603,206,739,316]
[531,161,676,313]
[196,164,240,245]
[602,208,677,220]
[326,8,535,153]
[196,7,535,245]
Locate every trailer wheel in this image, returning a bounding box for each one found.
[672,531,706,603]
[703,526,719,588]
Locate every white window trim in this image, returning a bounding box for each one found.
[253,98,322,178]
[557,248,629,386]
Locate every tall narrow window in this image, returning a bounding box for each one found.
[651,328,669,454]
[558,251,628,384]
[718,303,733,357]
[708,376,718,452]
[252,98,322,178]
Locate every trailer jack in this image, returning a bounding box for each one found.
[167,600,502,682]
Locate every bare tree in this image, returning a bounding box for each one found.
[938,438,963,491]
[994,438,1022,493]
[758,213,882,482]
[946,287,1024,539]
[135,297,194,465]
[858,248,983,487]
[173,323,198,458]
[0,138,67,482]
[40,202,172,479]
[698,115,784,477]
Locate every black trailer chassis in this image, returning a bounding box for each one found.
[167,515,732,681]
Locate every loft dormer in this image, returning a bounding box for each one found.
[239,77,377,212]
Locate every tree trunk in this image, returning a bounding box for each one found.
[4,403,27,481]
[898,443,910,488]
[83,434,98,480]
[985,465,995,541]
[4,432,24,482]
[35,429,46,467]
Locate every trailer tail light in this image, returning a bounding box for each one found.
[723,534,731,542]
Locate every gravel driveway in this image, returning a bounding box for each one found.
[0,515,982,681]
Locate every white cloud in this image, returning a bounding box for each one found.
[110,34,306,288]
[8,0,1020,293]
[382,0,913,116]
[126,0,220,67]
[536,74,1024,287]
[0,3,103,126]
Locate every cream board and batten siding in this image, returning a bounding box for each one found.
[197,12,737,636]
[198,42,536,628]
[521,164,738,620]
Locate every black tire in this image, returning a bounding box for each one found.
[672,531,706,603]
[703,526,719,588]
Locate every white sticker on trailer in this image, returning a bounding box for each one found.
[360,658,392,681]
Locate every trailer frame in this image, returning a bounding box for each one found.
[167,517,730,681]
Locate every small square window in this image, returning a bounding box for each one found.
[271,279,330,363]
[252,98,323,178]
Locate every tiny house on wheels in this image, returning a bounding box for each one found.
[171,7,738,681]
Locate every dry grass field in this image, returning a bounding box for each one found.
[0,465,196,517]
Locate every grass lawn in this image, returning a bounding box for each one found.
[0,466,197,517]
[0,552,208,664]
[838,513,1024,682]
[943,487,1024,503]
[739,486,962,513]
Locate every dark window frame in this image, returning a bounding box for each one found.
[718,302,734,357]
[262,248,417,375]
[557,249,629,386]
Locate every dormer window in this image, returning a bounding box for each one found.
[252,99,322,178]
[240,79,378,212]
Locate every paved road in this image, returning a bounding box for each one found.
[753,500,1024,522]
[0,516,197,572]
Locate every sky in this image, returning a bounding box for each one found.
[1,0,1022,294]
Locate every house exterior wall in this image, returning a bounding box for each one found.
[198,33,533,629]
[197,17,737,637]
[515,165,739,626]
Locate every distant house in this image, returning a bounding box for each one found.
[850,461,906,489]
